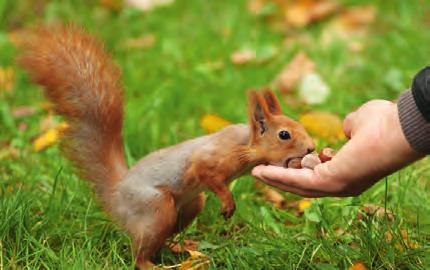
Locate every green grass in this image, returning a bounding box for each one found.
[1,0,430,269]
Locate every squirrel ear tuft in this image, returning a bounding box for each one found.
[262,88,282,115]
[248,90,271,136]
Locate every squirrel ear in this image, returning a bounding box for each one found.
[262,88,282,115]
[248,90,271,137]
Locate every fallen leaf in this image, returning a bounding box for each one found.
[178,250,210,270]
[39,114,56,132]
[0,66,15,94]
[274,51,315,93]
[298,72,330,104]
[18,122,28,131]
[348,261,368,270]
[248,0,264,15]
[285,0,339,28]
[125,0,174,11]
[262,187,286,208]
[299,111,346,143]
[11,106,38,118]
[32,122,68,151]
[100,0,123,11]
[200,114,232,133]
[120,34,156,49]
[168,239,199,253]
[357,203,394,221]
[7,28,28,47]
[385,229,419,251]
[230,49,256,65]
[0,146,19,160]
[321,5,376,46]
[298,198,312,213]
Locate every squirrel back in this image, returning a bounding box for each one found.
[19,25,128,207]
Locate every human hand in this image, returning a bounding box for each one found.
[252,100,425,197]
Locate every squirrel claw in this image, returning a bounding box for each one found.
[221,203,236,220]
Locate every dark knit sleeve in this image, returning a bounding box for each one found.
[411,67,430,121]
[397,86,430,154]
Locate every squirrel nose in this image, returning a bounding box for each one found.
[307,147,315,154]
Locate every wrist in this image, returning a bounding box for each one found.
[397,90,430,155]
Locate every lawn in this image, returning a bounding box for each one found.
[0,0,429,269]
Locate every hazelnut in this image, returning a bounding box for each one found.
[301,153,321,169]
[319,147,335,163]
[287,158,302,169]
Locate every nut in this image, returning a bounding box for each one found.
[319,147,335,163]
[287,158,302,169]
[301,153,321,169]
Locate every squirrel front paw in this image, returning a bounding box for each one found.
[221,202,236,220]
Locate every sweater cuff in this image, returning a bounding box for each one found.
[397,90,430,154]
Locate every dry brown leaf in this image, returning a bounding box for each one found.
[274,51,315,93]
[262,187,286,208]
[200,114,232,133]
[11,106,37,118]
[32,122,68,151]
[121,34,156,49]
[248,0,264,15]
[348,261,368,270]
[230,49,256,65]
[168,240,199,254]
[100,0,123,11]
[357,203,394,221]
[299,111,346,143]
[285,0,339,28]
[321,5,375,46]
[18,122,28,131]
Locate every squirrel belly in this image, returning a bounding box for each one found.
[115,124,251,221]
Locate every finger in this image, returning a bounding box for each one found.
[343,111,357,139]
[252,165,323,191]
[252,164,343,194]
[260,177,330,198]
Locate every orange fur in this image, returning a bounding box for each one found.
[18,25,127,209]
[18,25,315,269]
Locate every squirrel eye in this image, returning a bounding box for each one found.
[278,130,291,140]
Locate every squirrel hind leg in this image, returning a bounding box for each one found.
[173,192,206,234]
[130,188,178,269]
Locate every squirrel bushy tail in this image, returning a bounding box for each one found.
[19,25,128,205]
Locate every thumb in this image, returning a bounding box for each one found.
[343,111,358,139]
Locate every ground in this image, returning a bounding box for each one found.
[0,0,429,269]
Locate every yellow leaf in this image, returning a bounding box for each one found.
[33,123,68,151]
[178,250,210,270]
[200,114,232,133]
[0,66,15,94]
[298,198,311,213]
[348,261,368,270]
[299,111,346,143]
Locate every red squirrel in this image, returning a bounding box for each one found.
[18,25,315,269]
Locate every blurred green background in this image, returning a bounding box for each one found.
[0,0,429,269]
